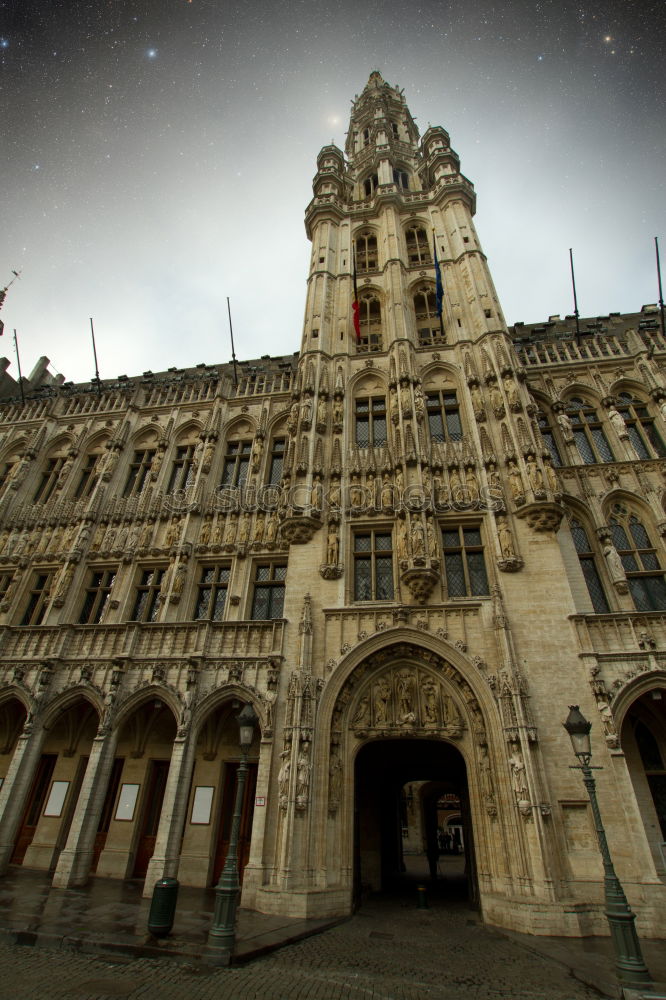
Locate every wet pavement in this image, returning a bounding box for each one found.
[0,863,664,999]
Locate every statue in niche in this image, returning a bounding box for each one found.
[352,695,371,728]
[140,519,154,548]
[199,515,213,547]
[251,436,263,470]
[90,523,104,552]
[544,459,558,493]
[203,439,215,470]
[526,454,544,493]
[603,541,626,584]
[410,515,426,558]
[349,474,363,509]
[381,474,393,510]
[508,749,529,801]
[448,466,463,502]
[57,453,74,485]
[396,670,415,722]
[150,447,165,480]
[490,383,504,415]
[507,461,524,501]
[265,511,279,544]
[300,396,312,426]
[414,384,425,420]
[595,692,619,748]
[332,397,343,427]
[373,678,391,725]
[329,753,342,804]
[316,395,327,428]
[397,518,409,562]
[465,467,479,503]
[296,748,311,806]
[390,386,399,423]
[224,513,237,546]
[426,517,438,559]
[238,511,251,546]
[326,523,339,565]
[212,515,224,546]
[193,437,205,471]
[253,511,265,543]
[311,475,323,512]
[164,515,181,548]
[54,564,74,604]
[329,478,341,510]
[421,676,439,724]
[478,744,496,812]
[288,400,299,434]
[496,516,515,558]
[556,411,574,443]
[278,750,290,808]
[471,383,484,419]
[178,686,193,734]
[395,466,404,494]
[607,407,628,438]
[503,375,519,409]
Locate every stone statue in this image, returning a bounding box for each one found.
[311,475,323,511]
[278,750,291,808]
[508,750,529,802]
[396,671,415,721]
[239,511,251,545]
[503,375,519,409]
[508,461,524,500]
[332,397,343,427]
[352,695,370,727]
[526,455,544,493]
[465,467,479,503]
[296,748,311,805]
[397,518,409,562]
[421,677,439,724]
[316,395,327,428]
[471,383,484,419]
[496,516,515,558]
[607,407,628,438]
[603,541,626,583]
[373,679,391,725]
[556,411,574,443]
[329,753,342,803]
[326,523,339,565]
[253,512,265,543]
[410,515,426,558]
[199,515,213,547]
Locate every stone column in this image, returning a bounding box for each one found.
[239,738,271,905]
[0,726,47,874]
[51,730,120,888]
[142,732,197,896]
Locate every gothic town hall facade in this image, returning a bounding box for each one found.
[0,72,664,938]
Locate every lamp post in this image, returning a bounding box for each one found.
[562,706,652,992]
[206,702,258,966]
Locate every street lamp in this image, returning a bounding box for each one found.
[562,706,652,992]
[206,702,258,966]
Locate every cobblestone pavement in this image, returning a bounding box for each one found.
[0,894,602,1000]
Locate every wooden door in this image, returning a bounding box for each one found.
[212,762,257,885]
[11,754,57,865]
[132,759,169,878]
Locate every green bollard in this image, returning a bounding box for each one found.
[416,884,428,909]
[147,877,179,938]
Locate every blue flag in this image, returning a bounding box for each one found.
[433,235,444,318]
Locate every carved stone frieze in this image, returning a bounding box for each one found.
[279,515,322,545]
[514,501,564,532]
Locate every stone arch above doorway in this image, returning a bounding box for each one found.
[331,642,488,746]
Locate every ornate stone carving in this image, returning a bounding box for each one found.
[515,501,564,533]
[280,514,322,544]
[401,566,438,603]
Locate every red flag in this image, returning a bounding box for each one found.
[352,248,361,342]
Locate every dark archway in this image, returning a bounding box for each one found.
[354,738,476,906]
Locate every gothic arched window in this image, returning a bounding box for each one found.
[363,173,378,198]
[413,284,443,346]
[616,392,666,459]
[405,225,432,266]
[633,718,666,839]
[357,292,382,352]
[609,505,666,610]
[355,231,378,273]
[566,396,614,464]
[393,168,409,190]
[569,517,610,613]
[537,411,563,467]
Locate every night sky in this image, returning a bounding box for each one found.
[1,0,664,384]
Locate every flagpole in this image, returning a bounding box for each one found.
[90,317,101,395]
[432,230,445,340]
[227,297,238,387]
[655,237,665,354]
[569,248,581,346]
[13,329,25,406]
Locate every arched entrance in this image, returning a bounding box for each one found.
[621,684,666,873]
[354,738,476,903]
